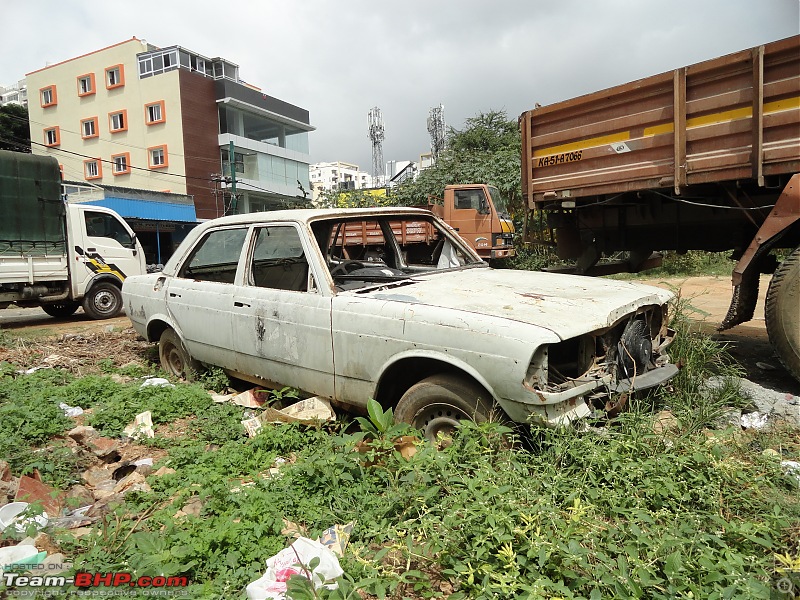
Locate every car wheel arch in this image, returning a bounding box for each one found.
[146,318,175,344]
[373,351,497,410]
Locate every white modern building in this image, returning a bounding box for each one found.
[0,80,27,107]
[309,161,373,197]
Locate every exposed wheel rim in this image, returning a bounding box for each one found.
[412,402,472,442]
[91,290,119,315]
[163,343,185,377]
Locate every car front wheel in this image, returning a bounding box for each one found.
[395,374,496,443]
[159,329,201,381]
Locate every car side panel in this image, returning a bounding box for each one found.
[232,288,335,398]
[331,295,553,407]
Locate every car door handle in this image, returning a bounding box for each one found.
[234,301,251,308]
[87,247,97,252]
[169,292,181,298]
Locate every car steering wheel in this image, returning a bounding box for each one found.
[329,260,370,276]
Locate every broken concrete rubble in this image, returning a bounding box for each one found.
[705,376,800,428]
[122,411,155,439]
[15,474,63,515]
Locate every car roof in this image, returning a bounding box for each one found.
[195,206,434,228]
[160,206,445,275]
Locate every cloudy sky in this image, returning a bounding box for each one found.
[4,1,798,172]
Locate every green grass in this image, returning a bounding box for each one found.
[0,306,797,599]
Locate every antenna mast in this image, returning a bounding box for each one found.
[368,107,385,186]
[427,104,446,162]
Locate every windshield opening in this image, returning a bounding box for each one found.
[311,214,482,291]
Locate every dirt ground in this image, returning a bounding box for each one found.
[640,274,799,396]
[0,275,798,396]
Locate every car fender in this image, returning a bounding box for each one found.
[373,348,500,404]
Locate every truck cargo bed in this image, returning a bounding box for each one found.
[521,35,800,204]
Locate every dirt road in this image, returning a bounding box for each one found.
[641,274,799,395]
[1,275,798,396]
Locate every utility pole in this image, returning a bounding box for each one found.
[228,140,238,214]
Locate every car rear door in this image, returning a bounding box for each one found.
[231,223,334,398]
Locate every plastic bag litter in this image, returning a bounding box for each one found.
[0,544,46,577]
[59,402,84,417]
[242,397,335,437]
[246,537,343,600]
[740,411,768,429]
[140,377,174,388]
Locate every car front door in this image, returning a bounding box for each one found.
[231,224,334,397]
[166,226,247,369]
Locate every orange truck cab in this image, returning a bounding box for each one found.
[426,184,515,260]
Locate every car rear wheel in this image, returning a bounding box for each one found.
[82,282,123,319]
[395,374,496,443]
[159,329,201,381]
[41,301,80,318]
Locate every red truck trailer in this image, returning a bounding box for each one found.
[520,35,800,380]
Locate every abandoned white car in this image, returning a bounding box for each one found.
[122,207,678,437]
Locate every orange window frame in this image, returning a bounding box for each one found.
[84,158,102,180]
[111,152,131,175]
[105,64,125,89]
[144,100,166,125]
[39,85,57,108]
[108,109,128,133]
[147,144,169,169]
[43,126,60,147]
[77,73,96,97]
[80,117,99,139]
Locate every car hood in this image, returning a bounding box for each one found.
[358,268,673,340]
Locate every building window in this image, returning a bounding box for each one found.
[109,110,127,133]
[84,159,102,180]
[112,152,131,175]
[148,145,168,169]
[137,49,179,78]
[144,100,166,125]
[105,64,125,89]
[81,117,99,139]
[44,127,60,147]
[40,86,57,108]
[77,73,95,97]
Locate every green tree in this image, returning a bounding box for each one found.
[392,110,523,216]
[0,104,30,153]
[317,186,393,209]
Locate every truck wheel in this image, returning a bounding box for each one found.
[82,282,123,319]
[765,247,800,381]
[395,374,496,443]
[159,329,201,381]
[41,301,80,318]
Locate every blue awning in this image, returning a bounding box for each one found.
[82,197,197,223]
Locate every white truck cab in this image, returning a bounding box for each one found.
[65,203,146,318]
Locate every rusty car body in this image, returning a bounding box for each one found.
[122,207,677,436]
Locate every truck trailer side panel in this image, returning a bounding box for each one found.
[521,35,799,204]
